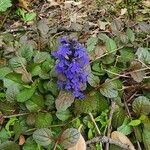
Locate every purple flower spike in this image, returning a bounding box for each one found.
[52,37,90,99]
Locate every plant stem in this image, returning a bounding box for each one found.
[4,113,29,118]
[105,100,116,150]
[89,113,101,135]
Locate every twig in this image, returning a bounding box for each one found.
[1,27,33,34]
[86,135,133,150]
[90,46,124,64]
[4,113,29,118]
[53,141,59,150]
[105,101,116,150]
[0,9,11,29]
[89,113,101,135]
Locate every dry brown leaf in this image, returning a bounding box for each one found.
[68,134,86,150]
[143,1,150,7]
[47,0,59,7]
[19,135,25,145]
[130,61,145,83]
[95,44,106,58]
[18,0,30,11]
[111,131,135,150]
[121,8,127,15]
[55,90,75,111]
[15,67,32,83]
[22,71,32,83]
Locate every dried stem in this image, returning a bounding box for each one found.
[89,113,101,135]
[105,101,116,150]
[86,135,133,150]
[4,113,29,118]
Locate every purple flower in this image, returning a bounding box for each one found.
[52,37,89,99]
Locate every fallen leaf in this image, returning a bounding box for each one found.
[95,44,106,59]
[68,134,86,150]
[111,131,135,150]
[19,135,25,145]
[130,61,145,83]
[18,0,30,11]
[121,8,127,15]
[143,1,150,7]
[97,20,108,30]
[15,67,32,83]
[47,0,59,7]
[55,90,75,111]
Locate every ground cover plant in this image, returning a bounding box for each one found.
[0,0,150,150]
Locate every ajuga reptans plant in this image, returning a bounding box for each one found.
[52,37,90,99]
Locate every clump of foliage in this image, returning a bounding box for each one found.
[0,0,12,12]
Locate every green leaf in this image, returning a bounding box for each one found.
[0,67,12,80]
[139,22,150,33]
[98,33,109,43]
[110,145,123,150]
[5,117,18,136]
[34,52,48,63]
[60,128,80,149]
[86,37,98,52]
[117,118,132,135]
[127,28,135,43]
[107,66,121,78]
[55,90,75,111]
[17,86,36,102]
[0,128,10,142]
[100,81,118,98]
[56,109,71,121]
[33,128,52,146]
[25,94,44,112]
[129,119,141,126]
[30,65,42,77]
[23,137,38,150]
[0,101,16,116]
[18,44,33,61]
[0,141,20,150]
[5,73,23,85]
[101,54,115,64]
[92,62,105,75]
[87,73,100,87]
[88,129,93,139]
[44,79,58,96]
[0,0,12,12]
[134,126,142,142]
[132,96,150,115]
[105,38,117,53]
[74,93,98,114]
[94,93,109,113]
[6,85,20,102]
[136,47,150,64]
[35,112,52,128]
[24,12,36,22]
[45,94,55,110]
[118,47,135,62]
[13,121,22,141]
[142,116,150,150]
[112,107,126,129]
[9,57,27,69]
